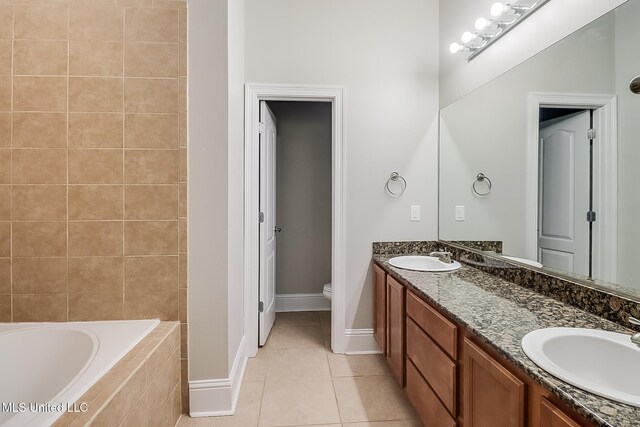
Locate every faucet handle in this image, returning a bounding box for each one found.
[629,317,640,326]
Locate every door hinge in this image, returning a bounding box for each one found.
[587,128,597,140]
[587,211,597,222]
[259,212,264,223]
[258,301,264,313]
[258,122,266,133]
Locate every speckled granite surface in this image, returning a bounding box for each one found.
[373,255,639,427]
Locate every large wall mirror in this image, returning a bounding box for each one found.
[439,0,640,297]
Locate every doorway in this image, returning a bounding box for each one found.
[527,93,618,283]
[244,84,346,358]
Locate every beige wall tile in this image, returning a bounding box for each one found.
[124,220,177,255]
[13,40,67,75]
[13,149,67,184]
[179,289,186,323]
[14,4,68,40]
[178,8,186,42]
[0,150,10,183]
[0,77,10,111]
[178,42,186,77]
[68,256,123,292]
[69,6,123,41]
[125,78,179,113]
[70,41,123,77]
[125,185,178,220]
[0,39,11,75]
[13,77,67,111]
[178,217,186,253]
[69,185,123,220]
[103,362,147,425]
[117,0,152,6]
[0,185,10,220]
[13,113,67,148]
[179,77,186,112]
[0,222,9,257]
[125,150,178,184]
[12,221,66,256]
[178,183,186,217]
[69,221,123,256]
[125,43,178,78]
[125,114,178,148]
[125,8,178,43]
[69,77,123,112]
[0,258,10,294]
[0,7,13,40]
[0,295,10,322]
[178,254,186,288]
[179,147,186,182]
[13,185,67,220]
[69,149,123,184]
[154,1,186,9]
[69,113,123,148]
[69,292,124,320]
[0,113,10,147]
[12,257,67,293]
[179,113,186,147]
[13,293,67,322]
[125,255,177,291]
[120,391,148,427]
[124,289,178,320]
[0,148,11,184]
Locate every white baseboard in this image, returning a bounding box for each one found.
[343,328,383,354]
[188,336,247,417]
[275,293,331,312]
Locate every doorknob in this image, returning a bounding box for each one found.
[274,226,282,233]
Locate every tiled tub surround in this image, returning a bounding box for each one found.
[0,0,189,412]
[373,241,640,331]
[373,252,639,427]
[53,321,181,427]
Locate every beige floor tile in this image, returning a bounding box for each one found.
[259,378,340,427]
[177,381,264,427]
[244,354,268,382]
[333,376,418,423]
[343,421,423,427]
[265,325,325,350]
[327,353,390,378]
[275,311,320,327]
[323,333,332,351]
[266,348,330,380]
[319,311,331,334]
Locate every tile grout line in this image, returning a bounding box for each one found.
[65,0,70,321]
[121,3,125,320]
[9,3,14,322]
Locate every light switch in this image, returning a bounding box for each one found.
[455,205,465,221]
[410,205,421,222]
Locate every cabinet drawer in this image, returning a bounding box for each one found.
[407,317,457,415]
[406,290,457,358]
[407,359,457,427]
[540,398,580,427]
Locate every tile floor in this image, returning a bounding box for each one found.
[178,311,421,427]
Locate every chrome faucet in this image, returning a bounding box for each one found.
[629,317,640,347]
[429,251,453,264]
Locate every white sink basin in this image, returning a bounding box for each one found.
[388,256,461,272]
[522,328,640,407]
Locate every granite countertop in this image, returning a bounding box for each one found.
[373,255,639,427]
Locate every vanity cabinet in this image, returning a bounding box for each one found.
[539,397,581,427]
[373,264,387,354]
[386,275,405,386]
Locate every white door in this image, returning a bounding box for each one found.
[259,101,277,346]
[538,111,590,275]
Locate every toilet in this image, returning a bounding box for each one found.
[323,283,332,301]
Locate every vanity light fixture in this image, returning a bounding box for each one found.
[450,0,550,61]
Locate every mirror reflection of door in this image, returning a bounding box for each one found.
[538,109,593,277]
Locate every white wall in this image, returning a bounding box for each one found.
[439,13,616,258]
[270,102,332,296]
[439,0,628,107]
[245,0,440,329]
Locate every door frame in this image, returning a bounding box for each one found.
[526,92,617,282]
[244,84,346,357]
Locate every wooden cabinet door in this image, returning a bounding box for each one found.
[464,337,525,427]
[386,275,405,386]
[539,398,581,427]
[373,264,386,355]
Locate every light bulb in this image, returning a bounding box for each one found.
[491,2,509,17]
[449,42,462,54]
[475,17,490,31]
[461,31,476,43]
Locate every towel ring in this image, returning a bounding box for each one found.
[472,173,492,196]
[386,172,407,196]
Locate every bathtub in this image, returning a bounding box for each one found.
[0,319,160,427]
